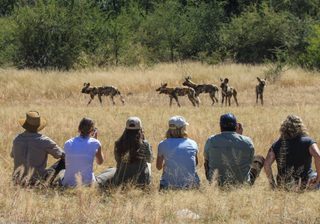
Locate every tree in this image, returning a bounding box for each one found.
[222,6,297,63]
[13,0,105,69]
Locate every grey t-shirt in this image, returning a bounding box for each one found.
[204,131,254,186]
[11,131,64,184]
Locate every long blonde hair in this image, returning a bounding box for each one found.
[280,115,308,140]
[166,126,188,138]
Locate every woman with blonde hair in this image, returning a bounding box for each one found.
[156,116,200,190]
[264,115,320,190]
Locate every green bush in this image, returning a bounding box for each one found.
[299,24,320,69]
[222,7,296,63]
[0,18,16,66]
[13,0,105,70]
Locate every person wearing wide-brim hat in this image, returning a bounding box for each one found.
[11,111,65,186]
[156,115,200,190]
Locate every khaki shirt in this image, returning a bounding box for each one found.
[11,131,64,184]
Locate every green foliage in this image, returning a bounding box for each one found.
[13,0,105,70]
[0,18,16,65]
[222,7,297,63]
[0,0,319,69]
[271,0,320,19]
[299,24,320,70]
[141,1,194,62]
[0,0,17,16]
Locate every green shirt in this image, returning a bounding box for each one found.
[204,132,254,186]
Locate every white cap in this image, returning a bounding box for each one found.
[168,116,189,129]
[126,117,142,130]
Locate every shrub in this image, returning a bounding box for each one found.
[298,24,320,70]
[0,17,16,66]
[222,7,296,63]
[13,0,105,70]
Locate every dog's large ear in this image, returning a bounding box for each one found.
[257,77,261,82]
[220,78,223,82]
[163,83,168,87]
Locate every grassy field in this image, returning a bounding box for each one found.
[1,63,320,223]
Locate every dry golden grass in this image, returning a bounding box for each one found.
[1,62,320,223]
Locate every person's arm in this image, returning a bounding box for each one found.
[204,139,211,181]
[156,155,164,170]
[45,137,64,159]
[95,146,104,165]
[236,122,243,135]
[156,142,164,170]
[195,153,198,166]
[145,141,153,163]
[309,143,320,184]
[264,148,276,189]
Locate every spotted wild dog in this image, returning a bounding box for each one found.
[156,83,199,107]
[81,83,125,106]
[183,76,219,105]
[256,77,266,105]
[219,78,239,106]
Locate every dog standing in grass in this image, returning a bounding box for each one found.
[156,83,199,107]
[182,76,219,106]
[256,77,266,105]
[81,83,125,106]
[219,78,239,106]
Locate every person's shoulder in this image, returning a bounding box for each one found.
[186,138,198,145]
[158,139,167,147]
[88,137,101,145]
[301,136,316,144]
[142,139,151,146]
[158,139,171,150]
[39,134,57,144]
[13,132,24,141]
[64,136,76,145]
[207,134,219,141]
[239,134,253,144]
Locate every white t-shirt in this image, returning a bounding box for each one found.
[62,136,101,187]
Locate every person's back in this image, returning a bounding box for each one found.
[62,118,104,187]
[272,136,313,185]
[62,136,101,186]
[205,132,254,185]
[158,137,199,188]
[11,111,64,185]
[113,140,152,186]
[264,115,320,190]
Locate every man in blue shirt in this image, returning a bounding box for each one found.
[204,113,264,186]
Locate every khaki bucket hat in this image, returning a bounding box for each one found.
[19,111,47,132]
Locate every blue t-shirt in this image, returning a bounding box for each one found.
[158,138,200,188]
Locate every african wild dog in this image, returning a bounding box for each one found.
[156,83,200,107]
[219,78,239,106]
[256,77,266,105]
[81,83,125,106]
[183,76,219,105]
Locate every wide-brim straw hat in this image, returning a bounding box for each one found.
[19,111,47,132]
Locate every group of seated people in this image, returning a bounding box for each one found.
[11,110,320,191]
